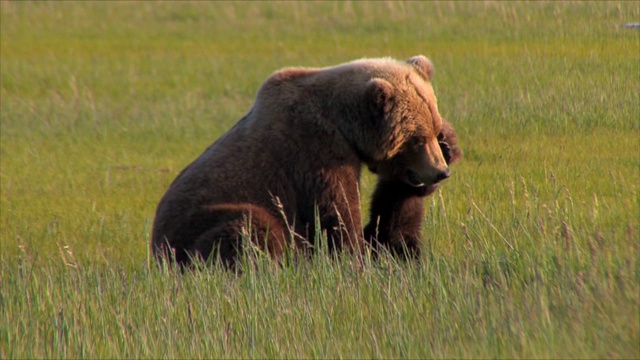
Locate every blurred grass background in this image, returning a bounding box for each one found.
[1,1,638,358]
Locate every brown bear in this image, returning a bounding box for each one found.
[364,120,461,260]
[151,55,455,267]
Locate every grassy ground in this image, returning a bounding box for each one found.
[1,1,638,358]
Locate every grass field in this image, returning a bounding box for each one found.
[1,1,639,358]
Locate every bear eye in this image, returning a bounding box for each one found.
[410,137,426,149]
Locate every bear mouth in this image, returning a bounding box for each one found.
[406,170,442,192]
[406,170,426,188]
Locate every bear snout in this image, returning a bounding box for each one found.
[435,168,451,183]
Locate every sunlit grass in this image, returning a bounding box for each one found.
[1,1,638,358]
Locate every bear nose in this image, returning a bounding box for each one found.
[435,168,451,182]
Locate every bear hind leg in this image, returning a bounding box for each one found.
[190,204,288,268]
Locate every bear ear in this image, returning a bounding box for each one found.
[406,55,434,81]
[366,78,395,116]
[438,120,463,164]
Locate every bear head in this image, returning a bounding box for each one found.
[363,55,451,189]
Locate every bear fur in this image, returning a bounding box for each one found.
[151,55,455,267]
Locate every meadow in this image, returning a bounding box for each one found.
[1,1,639,358]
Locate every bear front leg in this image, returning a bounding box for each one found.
[364,180,430,260]
[308,174,364,254]
[311,198,363,254]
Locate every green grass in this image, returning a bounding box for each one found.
[1,1,639,358]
